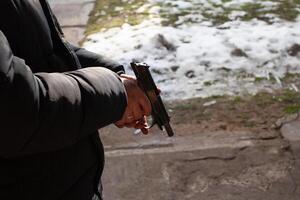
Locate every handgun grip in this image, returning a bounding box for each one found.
[130,62,174,137]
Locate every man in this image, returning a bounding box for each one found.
[0,0,151,199]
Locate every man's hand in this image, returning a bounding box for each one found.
[115,74,152,134]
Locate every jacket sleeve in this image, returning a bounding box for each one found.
[69,44,125,74]
[0,31,127,158]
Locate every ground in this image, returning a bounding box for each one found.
[99,87,300,200]
[49,0,300,199]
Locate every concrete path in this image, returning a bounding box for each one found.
[99,121,299,200]
[281,113,300,198]
[48,0,95,45]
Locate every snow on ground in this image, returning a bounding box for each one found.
[83,0,300,100]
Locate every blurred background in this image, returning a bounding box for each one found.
[49,0,300,200]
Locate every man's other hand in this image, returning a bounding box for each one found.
[114,74,152,134]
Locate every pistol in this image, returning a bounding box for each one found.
[130,62,174,137]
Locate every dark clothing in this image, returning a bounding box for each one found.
[0,0,127,199]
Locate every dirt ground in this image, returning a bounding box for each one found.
[169,89,300,135]
[101,87,300,141]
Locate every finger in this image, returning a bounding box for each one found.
[124,122,137,128]
[132,104,144,121]
[124,117,146,129]
[125,115,135,124]
[114,122,124,128]
[116,107,132,127]
[138,116,148,127]
[139,95,152,116]
[136,120,145,127]
[141,127,149,135]
[122,116,149,129]
[134,123,147,130]
[123,107,135,124]
[120,74,136,81]
[133,120,149,134]
[114,119,124,126]
[136,117,150,132]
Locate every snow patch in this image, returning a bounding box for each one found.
[84,1,300,100]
